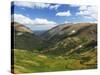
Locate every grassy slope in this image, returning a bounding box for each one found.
[12,22,43,51]
[12,23,97,74]
[14,32,43,51]
[12,49,97,74]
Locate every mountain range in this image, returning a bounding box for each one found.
[11,22,97,73]
[11,22,43,51]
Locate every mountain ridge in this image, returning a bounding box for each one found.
[11,22,43,51]
[12,22,97,73]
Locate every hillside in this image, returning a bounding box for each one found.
[40,23,97,70]
[42,23,96,42]
[12,49,97,74]
[41,23,97,49]
[12,23,97,73]
[11,22,43,51]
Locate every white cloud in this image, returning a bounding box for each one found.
[64,21,69,23]
[12,14,57,25]
[69,4,80,7]
[12,14,34,25]
[56,11,71,16]
[32,24,57,30]
[88,21,98,23]
[12,14,57,30]
[14,1,60,9]
[14,1,49,8]
[79,6,88,10]
[76,11,90,16]
[33,18,57,25]
[49,5,60,10]
[76,5,97,20]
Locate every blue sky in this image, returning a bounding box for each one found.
[11,1,97,31]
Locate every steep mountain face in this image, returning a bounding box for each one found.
[12,22,97,73]
[42,23,97,41]
[12,22,97,55]
[11,22,43,51]
[42,23,97,48]
[41,23,97,65]
[40,23,97,68]
[12,22,33,33]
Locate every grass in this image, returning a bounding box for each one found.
[12,49,97,74]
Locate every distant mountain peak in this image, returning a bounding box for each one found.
[11,22,33,33]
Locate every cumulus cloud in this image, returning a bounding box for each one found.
[32,24,57,30]
[76,5,97,20]
[14,1,50,8]
[12,14,34,25]
[49,4,60,10]
[69,4,80,7]
[12,14,57,30]
[56,11,71,16]
[32,18,57,25]
[79,6,88,10]
[14,1,60,9]
[12,14,57,25]
[64,21,69,23]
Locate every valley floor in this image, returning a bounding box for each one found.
[12,49,97,74]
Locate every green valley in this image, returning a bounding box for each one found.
[11,22,97,74]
